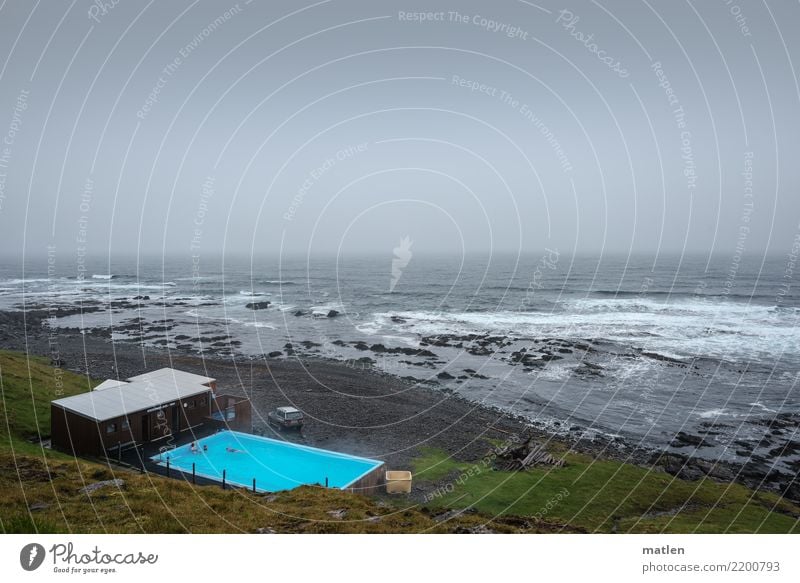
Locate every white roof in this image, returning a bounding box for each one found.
[53,377,211,422]
[93,379,129,391]
[126,367,215,386]
[277,406,301,414]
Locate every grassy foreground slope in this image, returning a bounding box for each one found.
[1,350,797,533]
[412,445,800,533]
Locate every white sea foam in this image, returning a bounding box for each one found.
[69,281,176,291]
[183,309,236,324]
[242,321,276,329]
[310,303,344,317]
[376,300,800,362]
[380,334,418,347]
[748,402,777,414]
[698,408,729,419]
[2,277,62,285]
[530,363,573,382]
[355,322,380,335]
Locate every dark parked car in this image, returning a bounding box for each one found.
[268,406,304,430]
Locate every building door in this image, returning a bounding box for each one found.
[141,414,150,442]
[171,406,180,433]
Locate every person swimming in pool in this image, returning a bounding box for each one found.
[190,442,198,454]
[203,444,208,452]
[226,446,242,453]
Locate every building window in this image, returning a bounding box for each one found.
[121,419,130,431]
[106,423,117,434]
[187,399,196,409]
[199,397,207,406]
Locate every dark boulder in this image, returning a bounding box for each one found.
[670,431,712,448]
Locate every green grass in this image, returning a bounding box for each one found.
[412,448,800,533]
[0,350,92,457]
[1,451,540,533]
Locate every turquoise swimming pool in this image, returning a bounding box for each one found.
[151,430,383,492]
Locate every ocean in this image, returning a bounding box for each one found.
[2,252,798,471]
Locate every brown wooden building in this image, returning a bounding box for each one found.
[51,368,218,457]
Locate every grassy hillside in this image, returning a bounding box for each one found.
[412,448,800,533]
[2,453,574,534]
[1,350,797,534]
[0,350,92,456]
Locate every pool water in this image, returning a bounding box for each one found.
[151,431,383,492]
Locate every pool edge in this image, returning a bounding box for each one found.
[150,429,386,494]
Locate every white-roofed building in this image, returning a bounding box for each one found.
[51,368,216,456]
[126,367,217,390]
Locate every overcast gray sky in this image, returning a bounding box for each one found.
[0,0,798,260]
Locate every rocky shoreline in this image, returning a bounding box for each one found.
[1,307,797,503]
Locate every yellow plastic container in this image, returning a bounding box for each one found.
[385,470,412,494]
